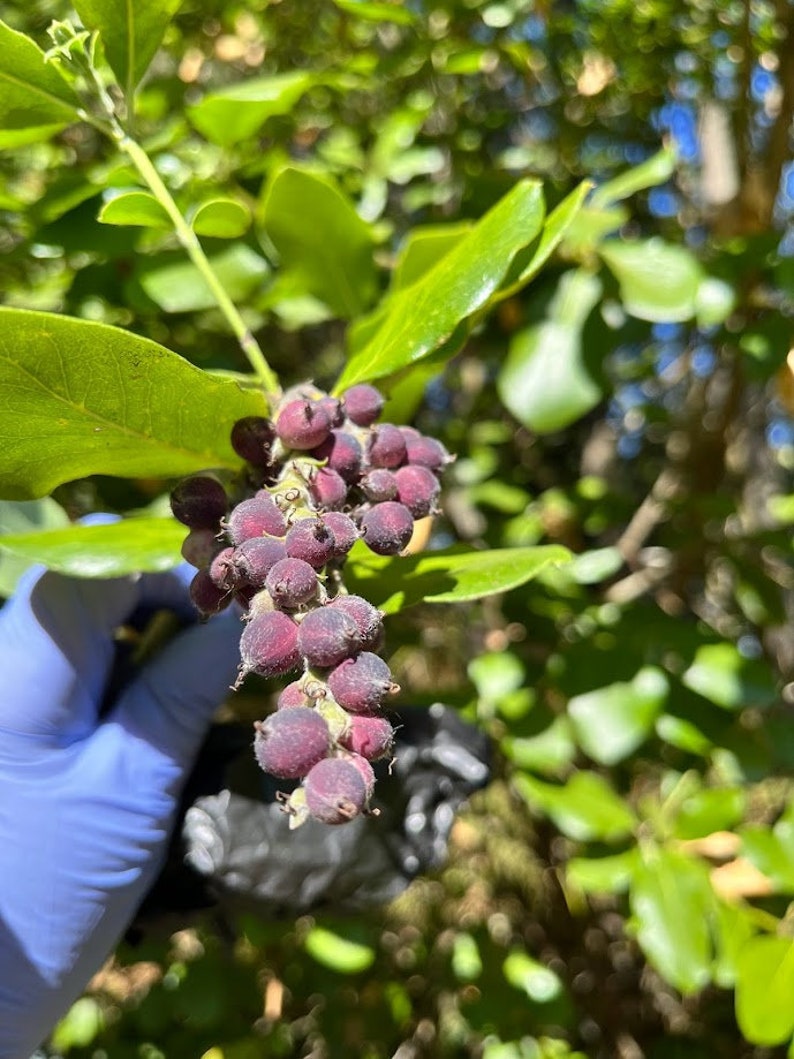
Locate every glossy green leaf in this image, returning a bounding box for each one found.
[0,308,267,500]
[188,72,315,146]
[590,145,677,209]
[392,223,472,291]
[682,642,777,710]
[600,238,703,322]
[629,846,713,994]
[98,190,171,229]
[72,0,185,99]
[0,518,184,576]
[566,850,638,895]
[191,198,251,238]
[334,180,545,390]
[497,269,603,434]
[262,167,377,318]
[138,244,269,313]
[514,772,635,842]
[331,0,416,25]
[568,667,668,765]
[0,498,69,595]
[0,20,80,147]
[345,543,571,613]
[304,927,376,974]
[735,935,794,1045]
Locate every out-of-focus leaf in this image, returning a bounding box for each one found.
[452,934,482,981]
[629,846,713,994]
[502,715,576,775]
[682,642,777,710]
[304,927,376,973]
[0,20,80,147]
[188,72,315,145]
[503,951,564,1003]
[568,667,668,765]
[50,997,105,1051]
[191,198,252,238]
[0,498,69,595]
[0,309,267,499]
[345,542,571,613]
[262,167,377,318]
[469,651,526,708]
[713,899,756,989]
[673,787,746,840]
[72,0,185,99]
[514,771,635,842]
[334,180,545,390]
[566,850,638,894]
[0,518,184,576]
[331,0,416,24]
[599,238,703,322]
[735,935,794,1045]
[590,145,677,208]
[695,277,736,327]
[566,546,623,584]
[98,190,171,229]
[741,819,794,892]
[137,244,269,313]
[562,205,628,256]
[497,269,603,434]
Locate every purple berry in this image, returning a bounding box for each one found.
[312,429,363,482]
[240,610,301,677]
[405,434,451,472]
[171,476,227,529]
[360,501,414,556]
[265,557,319,608]
[394,464,440,518]
[360,468,398,502]
[346,753,376,797]
[321,511,359,557]
[318,395,345,427]
[275,398,332,450]
[209,545,240,591]
[304,757,368,824]
[298,608,360,668]
[285,517,336,570]
[327,651,396,712]
[254,707,330,779]
[341,713,395,761]
[342,384,385,427]
[189,568,231,616]
[277,680,314,710]
[367,424,407,469]
[310,467,348,510]
[230,416,275,465]
[327,595,383,650]
[225,496,287,544]
[232,536,288,588]
[181,527,219,569]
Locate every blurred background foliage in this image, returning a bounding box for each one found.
[5,0,794,1056]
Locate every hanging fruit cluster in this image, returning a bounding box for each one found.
[170,383,452,827]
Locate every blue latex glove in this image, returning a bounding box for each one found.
[0,553,243,1059]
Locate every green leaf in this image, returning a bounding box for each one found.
[137,244,269,313]
[599,238,703,323]
[712,899,756,989]
[0,308,267,500]
[0,498,70,595]
[568,667,668,766]
[304,927,376,974]
[451,933,482,981]
[735,936,794,1045]
[51,997,105,1052]
[503,951,564,1003]
[673,787,746,841]
[331,0,417,25]
[497,269,603,434]
[740,820,794,892]
[191,198,251,239]
[334,180,545,391]
[98,190,172,229]
[469,651,526,708]
[629,846,713,994]
[682,642,777,710]
[694,276,736,328]
[262,167,377,318]
[589,146,677,209]
[391,223,472,291]
[502,715,576,775]
[566,850,638,895]
[345,543,571,613]
[72,0,185,100]
[514,772,635,843]
[0,20,80,147]
[188,71,315,146]
[566,546,623,585]
[0,517,184,576]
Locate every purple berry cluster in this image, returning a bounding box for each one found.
[170,383,452,827]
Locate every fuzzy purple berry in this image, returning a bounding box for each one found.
[225,495,287,544]
[367,424,407,469]
[342,384,385,427]
[327,595,384,651]
[208,546,240,591]
[285,517,336,570]
[297,607,360,668]
[275,398,332,450]
[230,416,275,465]
[171,476,227,529]
[304,757,369,824]
[189,568,231,616]
[265,557,319,609]
[254,707,330,779]
[232,536,288,588]
[321,511,359,557]
[312,429,363,482]
[394,464,440,518]
[277,680,314,710]
[346,753,376,797]
[310,467,348,510]
[327,651,396,711]
[360,468,398,502]
[181,527,219,569]
[360,501,414,556]
[341,713,394,761]
[240,610,301,678]
[405,433,451,472]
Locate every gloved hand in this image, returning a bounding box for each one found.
[0,550,242,1059]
